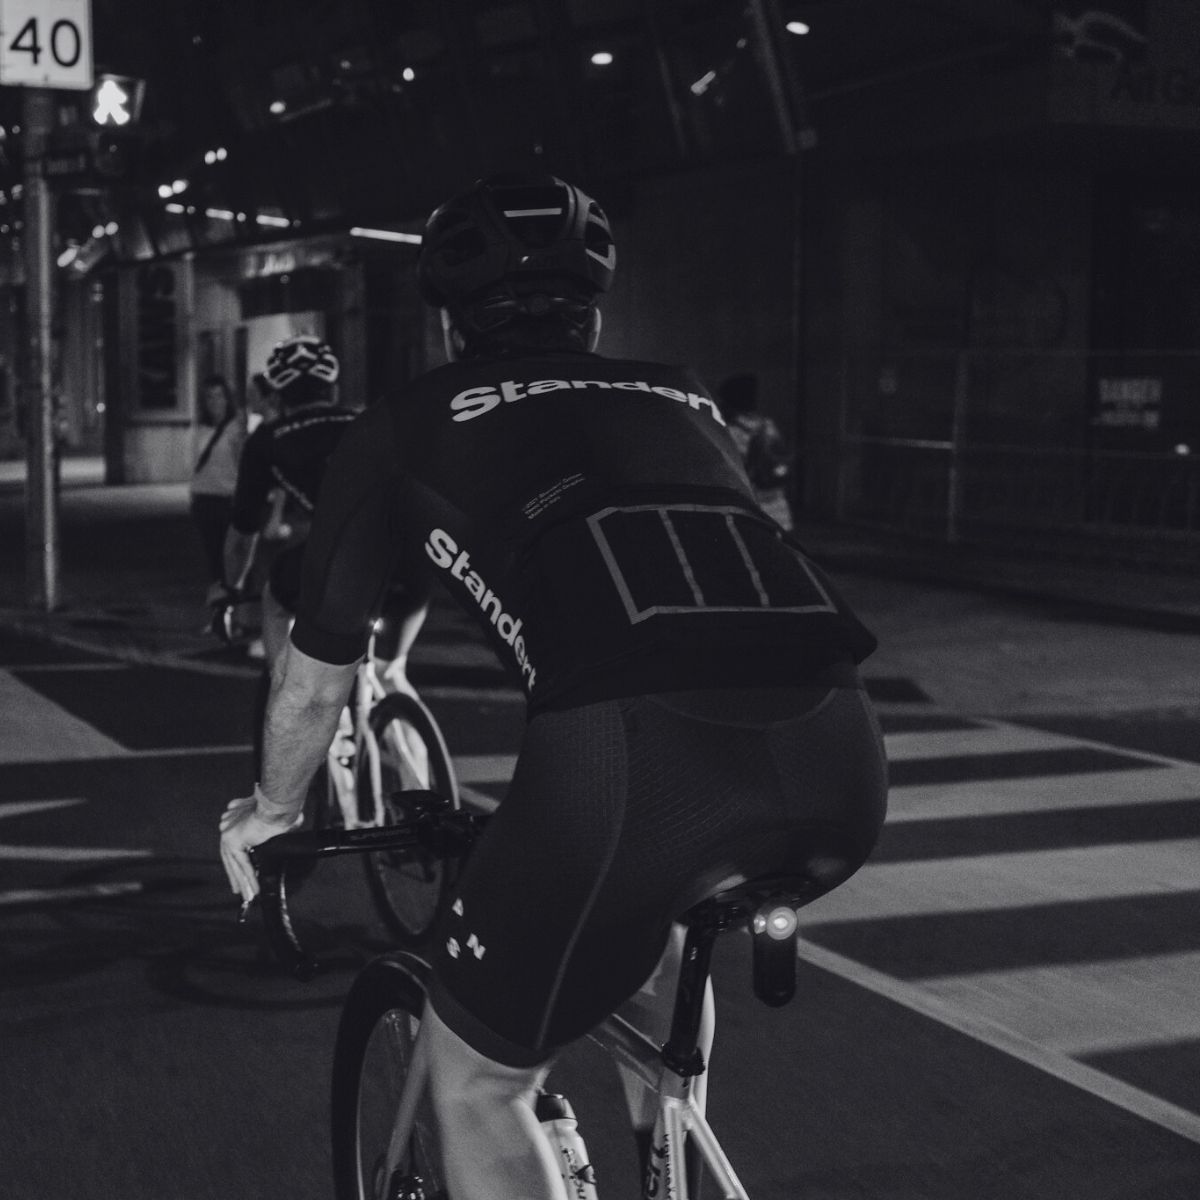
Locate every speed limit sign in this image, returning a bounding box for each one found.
[0,0,92,90]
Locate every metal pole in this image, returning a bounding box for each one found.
[947,350,969,544]
[746,0,798,155]
[22,87,58,611]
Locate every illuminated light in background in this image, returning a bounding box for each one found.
[91,224,106,238]
[785,20,811,35]
[402,67,415,82]
[104,221,119,236]
[57,246,79,268]
[1175,443,1191,456]
[92,77,133,126]
[350,226,423,244]
[157,184,173,198]
[268,99,286,115]
[590,51,614,66]
[255,213,292,227]
[165,202,186,214]
[206,208,235,221]
[171,179,188,194]
[690,69,717,95]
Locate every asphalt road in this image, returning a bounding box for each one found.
[3,599,1200,1199]
[3,471,1200,1197]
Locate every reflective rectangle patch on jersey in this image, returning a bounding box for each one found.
[587,504,837,624]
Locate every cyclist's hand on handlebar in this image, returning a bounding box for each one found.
[219,793,301,904]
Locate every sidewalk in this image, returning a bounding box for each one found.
[795,518,1200,635]
[2,460,1200,674]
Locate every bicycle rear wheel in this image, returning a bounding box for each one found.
[359,692,460,946]
[331,954,447,1200]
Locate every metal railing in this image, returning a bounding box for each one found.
[833,350,1200,566]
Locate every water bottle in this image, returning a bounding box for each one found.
[535,1092,600,1200]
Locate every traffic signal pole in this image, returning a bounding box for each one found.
[23,86,58,611]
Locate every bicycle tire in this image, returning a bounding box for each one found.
[359,692,460,946]
[331,953,447,1200]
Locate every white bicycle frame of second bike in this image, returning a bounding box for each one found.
[327,654,435,830]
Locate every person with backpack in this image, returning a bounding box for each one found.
[189,374,248,607]
[717,371,796,530]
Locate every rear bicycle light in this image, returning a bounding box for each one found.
[751,902,799,1006]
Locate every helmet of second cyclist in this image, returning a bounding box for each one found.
[263,335,340,406]
[417,172,616,358]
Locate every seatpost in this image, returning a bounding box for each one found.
[661,916,719,1077]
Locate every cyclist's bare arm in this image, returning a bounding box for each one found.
[219,642,357,901]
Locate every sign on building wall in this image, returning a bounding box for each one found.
[1095,376,1162,429]
[1051,0,1200,128]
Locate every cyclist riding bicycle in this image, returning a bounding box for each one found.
[219,173,888,1200]
[218,334,428,762]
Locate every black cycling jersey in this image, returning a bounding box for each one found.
[292,352,877,713]
[230,401,359,536]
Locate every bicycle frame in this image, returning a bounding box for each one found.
[372,988,747,1200]
[593,1011,749,1200]
[325,641,433,831]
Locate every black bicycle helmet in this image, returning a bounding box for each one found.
[417,173,616,310]
[263,335,340,391]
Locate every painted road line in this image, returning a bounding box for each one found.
[0,669,128,762]
[0,798,151,862]
[125,744,252,757]
[412,643,502,669]
[420,685,523,703]
[454,754,518,784]
[9,662,129,673]
[796,937,1200,1147]
[886,718,1199,771]
[0,881,147,908]
[884,724,1095,762]
[919,951,1200,1056]
[886,764,1200,823]
[811,838,1200,922]
[0,844,152,861]
[0,799,86,819]
[460,785,500,813]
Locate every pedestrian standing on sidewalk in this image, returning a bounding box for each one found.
[716,372,796,531]
[189,375,247,606]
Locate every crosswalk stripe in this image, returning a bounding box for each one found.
[884,724,1093,761]
[0,844,153,862]
[797,938,1200,1147]
[810,838,1200,922]
[802,715,1200,1111]
[454,753,517,784]
[887,764,1200,823]
[919,951,1200,1056]
[0,669,128,762]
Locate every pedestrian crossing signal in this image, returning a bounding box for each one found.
[89,74,144,128]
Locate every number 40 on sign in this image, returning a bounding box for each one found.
[0,0,93,90]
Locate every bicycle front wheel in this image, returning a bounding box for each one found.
[359,692,460,946]
[331,954,447,1200]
